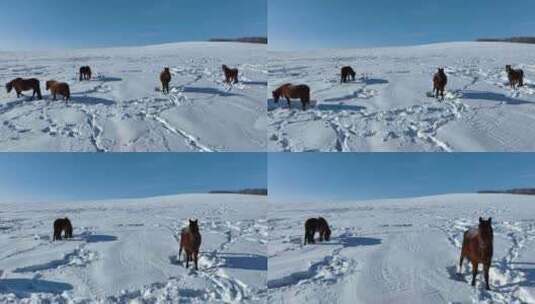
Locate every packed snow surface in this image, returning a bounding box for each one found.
[268,193,535,303]
[0,194,267,303]
[268,42,535,151]
[0,42,267,152]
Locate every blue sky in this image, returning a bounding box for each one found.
[269,153,535,203]
[0,0,266,51]
[0,153,266,203]
[269,0,535,50]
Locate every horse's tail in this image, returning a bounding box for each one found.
[36,85,42,99]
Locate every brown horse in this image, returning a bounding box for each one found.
[53,218,73,241]
[6,78,42,100]
[433,68,448,100]
[79,66,92,81]
[160,67,172,94]
[506,65,524,89]
[459,217,493,290]
[46,80,70,102]
[222,65,239,84]
[304,217,331,245]
[272,83,311,110]
[179,219,202,270]
[341,66,356,83]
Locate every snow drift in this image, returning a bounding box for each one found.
[0,42,267,152]
[0,194,267,303]
[268,193,535,303]
[268,42,535,152]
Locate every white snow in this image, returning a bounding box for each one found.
[0,42,267,151]
[0,193,267,303]
[268,193,535,304]
[268,42,535,151]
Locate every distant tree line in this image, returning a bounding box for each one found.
[209,188,268,196]
[209,37,268,44]
[478,188,535,195]
[477,37,535,44]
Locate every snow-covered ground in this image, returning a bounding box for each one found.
[0,42,267,151]
[0,194,267,303]
[268,42,535,151]
[268,193,535,304]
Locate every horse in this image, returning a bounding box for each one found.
[506,65,524,89]
[304,217,331,245]
[433,68,448,100]
[272,83,311,110]
[5,78,42,100]
[160,67,172,94]
[46,80,71,102]
[341,66,356,83]
[53,218,73,241]
[179,219,202,270]
[459,217,493,290]
[79,66,92,81]
[222,65,239,84]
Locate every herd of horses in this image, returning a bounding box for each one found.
[303,216,494,290]
[273,64,526,110]
[50,214,494,289]
[4,64,240,102]
[51,217,203,270]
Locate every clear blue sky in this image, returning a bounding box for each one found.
[0,0,266,51]
[269,0,535,50]
[269,153,535,203]
[0,153,266,203]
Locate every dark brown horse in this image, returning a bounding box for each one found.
[222,64,239,84]
[272,83,311,110]
[341,66,356,83]
[506,65,524,89]
[304,217,331,245]
[179,219,202,270]
[46,80,71,102]
[433,68,448,100]
[6,78,42,100]
[459,217,493,290]
[160,67,172,94]
[53,218,73,241]
[79,66,92,81]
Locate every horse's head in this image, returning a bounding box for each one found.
[324,228,331,241]
[479,217,493,239]
[505,65,512,72]
[5,82,12,93]
[272,90,280,103]
[164,67,170,72]
[46,80,56,90]
[438,68,445,74]
[189,219,199,233]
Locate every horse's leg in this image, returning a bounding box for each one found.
[319,231,324,242]
[304,232,308,245]
[194,251,198,270]
[286,97,291,109]
[484,263,490,290]
[178,244,182,262]
[458,254,464,273]
[471,261,478,286]
[186,253,190,268]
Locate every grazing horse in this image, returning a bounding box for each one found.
[433,68,448,100]
[79,66,92,81]
[304,217,331,245]
[222,65,239,84]
[46,80,71,102]
[506,65,524,89]
[272,83,311,110]
[6,78,42,100]
[160,67,172,94]
[179,219,202,270]
[53,218,73,241]
[341,66,356,83]
[459,217,493,290]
